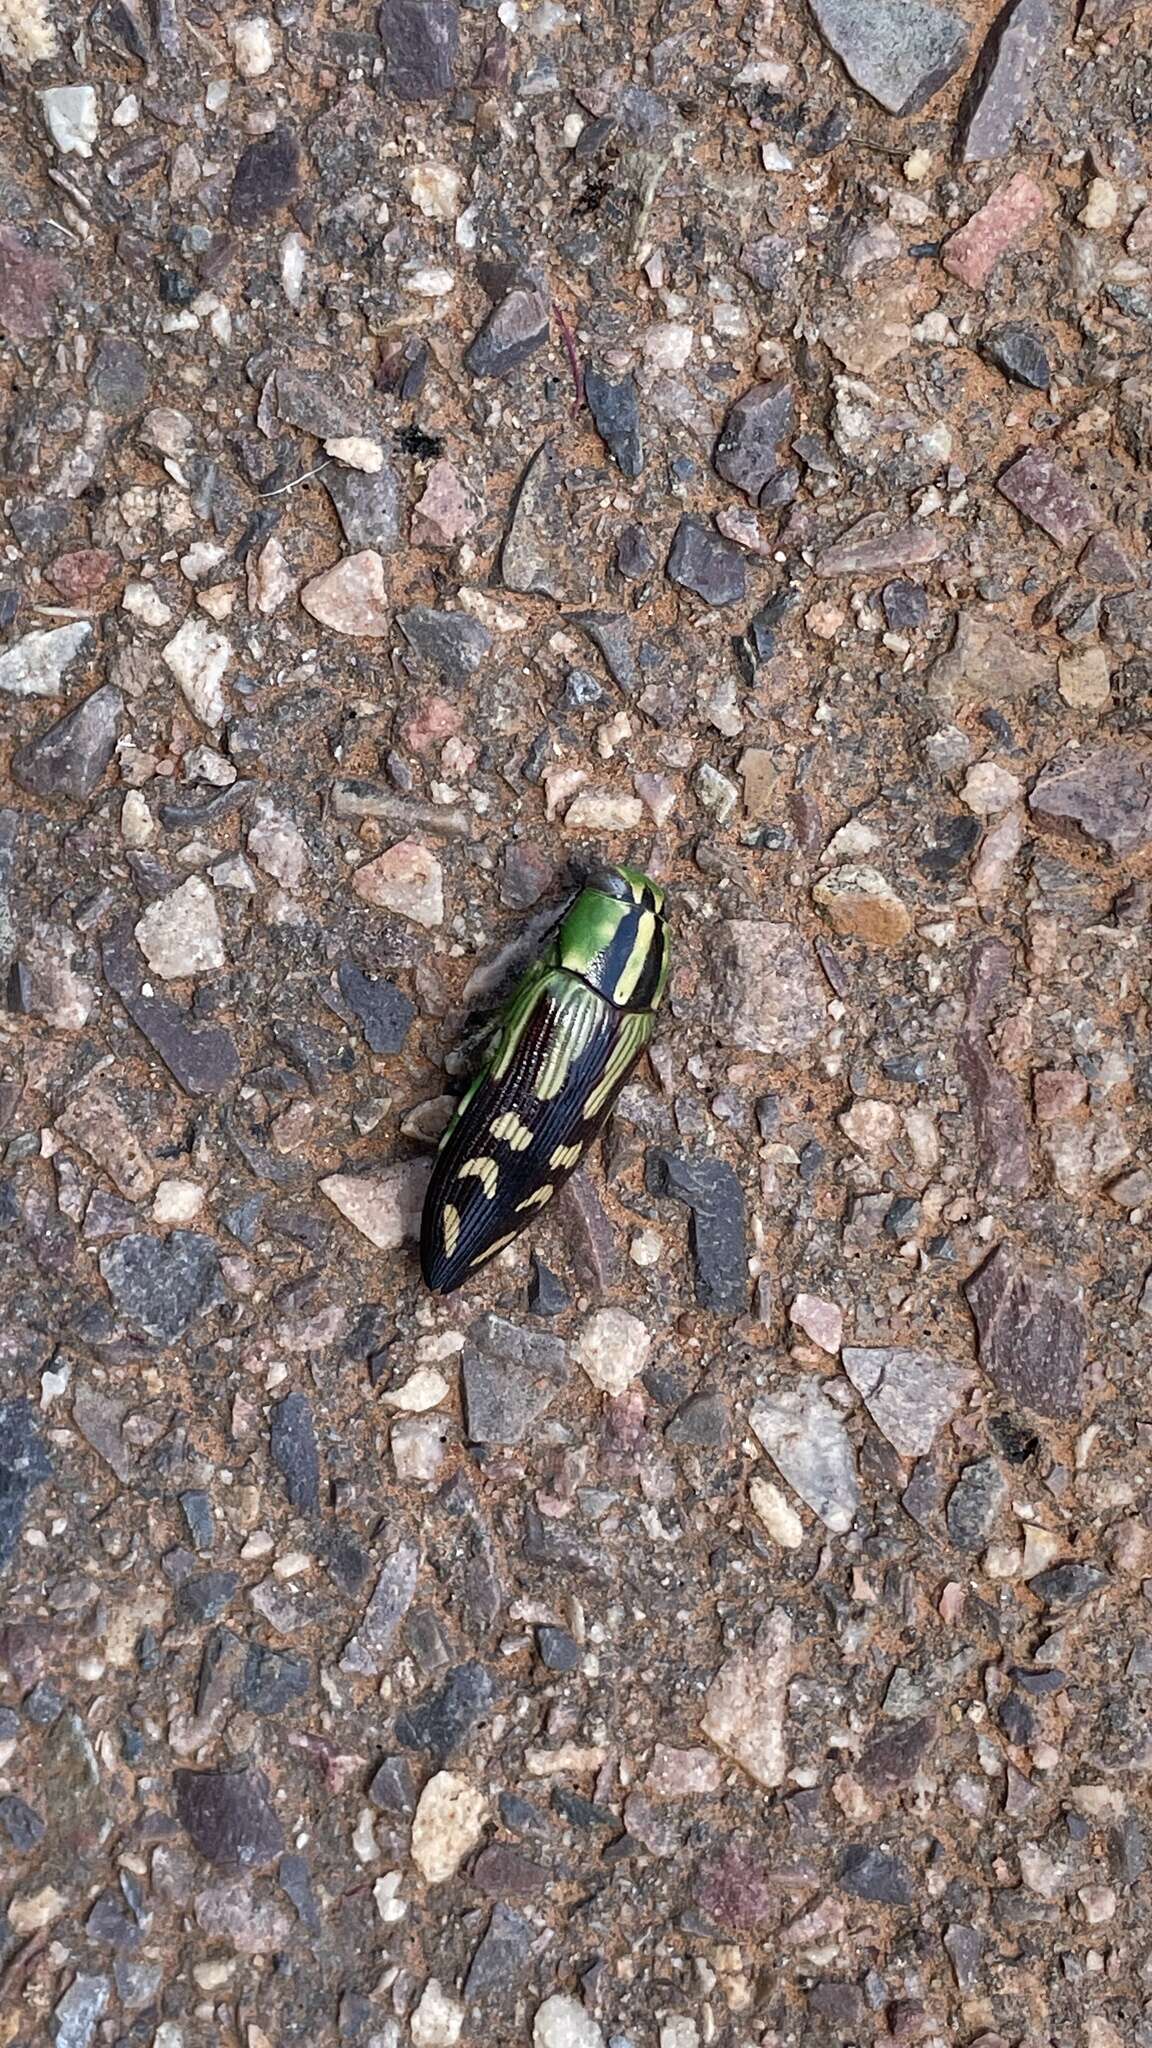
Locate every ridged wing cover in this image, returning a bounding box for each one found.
[420,967,654,1293]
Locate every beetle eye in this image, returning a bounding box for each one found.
[591,867,631,902]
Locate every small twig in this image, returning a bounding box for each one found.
[554,304,585,417]
[257,459,332,499]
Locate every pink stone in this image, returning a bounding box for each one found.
[411,459,478,548]
[352,837,444,926]
[300,550,389,637]
[788,1292,844,1354]
[1033,1069,1088,1122]
[997,447,1099,549]
[942,172,1048,288]
[47,549,120,601]
[400,695,461,754]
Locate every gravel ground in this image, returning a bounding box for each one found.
[2,0,1152,2043]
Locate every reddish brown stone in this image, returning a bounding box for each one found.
[46,550,120,601]
[942,172,1048,287]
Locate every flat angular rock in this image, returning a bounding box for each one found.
[135,878,225,980]
[89,334,151,413]
[398,607,492,685]
[702,1611,792,1788]
[751,1387,859,1534]
[585,368,643,478]
[947,1456,1007,1548]
[396,1661,496,1763]
[839,1844,912,1905]
[411,1769,487,1883]
[56,1083,155,1200]
[928,610,1050,708]
[340,1542,420,1674]
[11,685,123,801]
[1029,744,1152,857]
[646,1153,747,1315]
[809,0,968,114]
[320,1160,431,1249]
[337,965,415,1054]
[270,1393,320,1512]
[815,520,942,576]
[162,616,231,727]
[965,1244,1086,1420]
[0,622,91,699]
[666,516,747,608]
[465,1904,537,2006]
[573,1307,650,1394]
[0,226,67,341]
[98,1232,227,1345]
[53,1975,109,2048]
[301,551,390,637]
[957,937,1032,1193]
[981,322,1052,388]
[842,1348,973,1458]
[173,1766,284,1869]
[714,920,827,1056]
[229,127,301,227]
[998,448,1098,548]
[465,288,549,381]
[379,0,459,100]
[101,916,240,1097]
[353,838,444,925]
[957,0,1053,162]
[0,1401,52,1573]
[275,367,367,439]
[714,379,794,502]
[943,173,1048,287]
[463,1315,568,1444]
[501,444,589,604]
[324,466,402,553]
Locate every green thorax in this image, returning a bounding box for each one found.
[554,867,669,1012]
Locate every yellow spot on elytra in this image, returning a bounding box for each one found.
[491,1111,533,1152]
[442,1203,460,1257]
[549,1141,583,1172]
[516,1183,554,1212]
[458,1155,499,1199]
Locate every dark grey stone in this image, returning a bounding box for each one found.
[269,1392,321,1512]
[337,964,415,1055]
[665,1390,731,1447]
[275,367,367,440]
[279,1851,322,1933]
[666,516,747,609]
[809,0,969,115]
[536,1625,580,1672]
[241,1643,311,1715]
[0,1791,46,1851]
[175,1571,239,1625]
[462,1312,569,1446]
[946,1457,1007,1550]
[881,579,927,629]
[1030,1561,1109,1610]
[501,442,588,603]
[397,606,492,684]
[465,1903,537,2006]
[981,322,1052,389]
[585,367,643,478]
[324,464,401,552]
[956,0,1053,162]
[229,128,302,228]
[379,0,458,100]
[101,915,240,1098]
[173,1765,285,1869]
[838,1842,913,1904]
[528,1255,569,1318]
[616,523,655,580]
[367,1753,416,1814]
[88,335,151,412]
[646,1151,747,1315]
[857,1716,936,1790]
[98,1232,227,1345]
[567,611,638,692]
[339,1542,420,1675]
[713,380,794,502]
[965,1245,1086,1420]
[395,1661,496,1763]
[0,1399,51,1572]
[180,1489,215,1552]
[53,1976,110,2048]
[11,685,123,800]
[465,287,549,380]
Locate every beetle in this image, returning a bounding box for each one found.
[420,864,670,1294]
